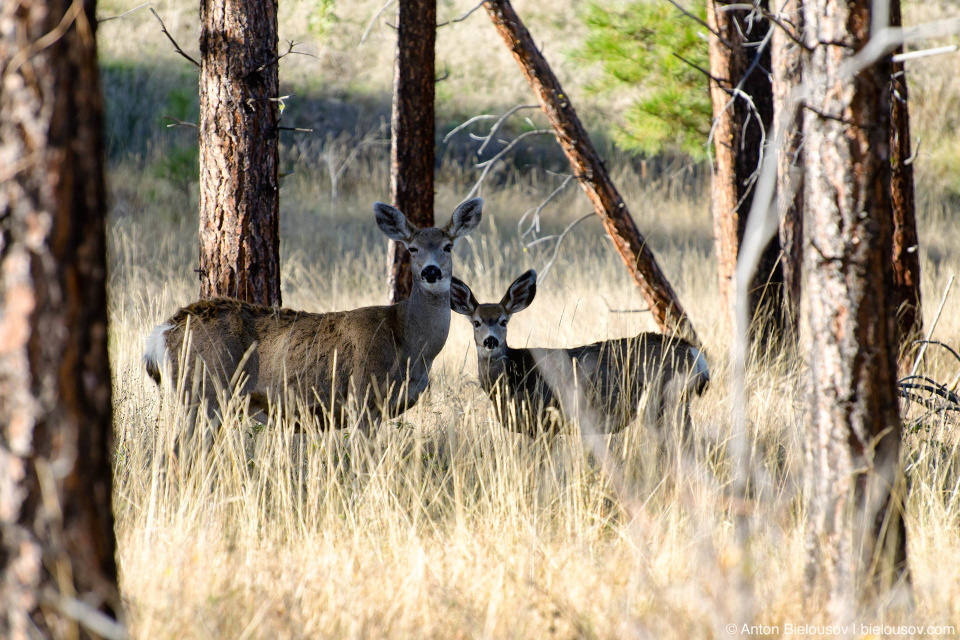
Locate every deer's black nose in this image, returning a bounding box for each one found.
[421,265,442,283]
[483,336,499,350]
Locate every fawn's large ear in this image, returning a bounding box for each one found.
[450,277,479,316]
[374,202,416,244]
[444,198,483,240]
[502,269,537,315]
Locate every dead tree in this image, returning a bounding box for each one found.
[198,0,282,306]
[0,0,122,636]
[484,0,699,345]
[707,0,785,343]
[888,0,923,352]
[772,0,804,340]
[802,0,907,611]
[387,0,437,303]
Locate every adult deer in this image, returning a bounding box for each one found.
[450,270,709,437]
[144,199,483,443]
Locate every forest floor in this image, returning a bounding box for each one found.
[100,0,960,637]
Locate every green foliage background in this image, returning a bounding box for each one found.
[576,0,711,160]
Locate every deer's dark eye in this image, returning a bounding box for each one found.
[500,319,507,327]
[443,244,453,253]
[472,320,481,328]
[408,247,419,254]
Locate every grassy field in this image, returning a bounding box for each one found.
[99,0,960,637]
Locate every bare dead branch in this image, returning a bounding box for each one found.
[163,116,198,129]
[359,0,397,46]
[475,104,540,156]
[150,8,200,68]
[98,2,151,23]
[465,129,553,200]
[672,52,731,88]
[442,114,498,143]
[892,44,959,63]
[437,1,487,27]
[666,0,734,49]
[533,212,595,283]
[518,173,574,239]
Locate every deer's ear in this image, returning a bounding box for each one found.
[502,269,537,315]
[450,277,478,316]
[444,198,483,240]
[374,202,416,244]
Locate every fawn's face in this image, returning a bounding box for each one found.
[451,270,538,359]
[468,304,511,357]
[375,198,483,295]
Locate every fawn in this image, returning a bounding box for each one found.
[450,269,709,437]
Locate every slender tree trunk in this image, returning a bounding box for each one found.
[802,0,907,613]
[387,0,437,303]
[0,0,122,637]
[198,0,282,306]
[484,0,699,346]
[772,0,804,340]
[707,0,785,343]
[888,0,923,354]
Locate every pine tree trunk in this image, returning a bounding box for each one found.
[802,0,907,612]
[707,0,785,343]
[888,0,923,353]
[484,0,699,346]
[0,0,122,636]
[198,0,282,306]
[387,0,437,303]
[772,0,804,340]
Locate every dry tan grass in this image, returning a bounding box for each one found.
[99,0,960,637]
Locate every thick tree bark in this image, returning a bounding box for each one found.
[387,0,437,303]
[888,0,923,353]
[707,1,785,343]
[0,0,122,637]
[198,0,282,306]
[802,0,907,613]
[484,0,699,346]
[772,0,804,340]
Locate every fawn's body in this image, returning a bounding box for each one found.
[144,199,482,436]
[451,270,709,436]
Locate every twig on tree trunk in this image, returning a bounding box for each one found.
[150,8,200,68]
[163,116,198,129]
[717,2,812,51]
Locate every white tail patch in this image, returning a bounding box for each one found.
[143,322,172,382]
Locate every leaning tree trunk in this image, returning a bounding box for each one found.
[484,0,699,346]
[802,0,907,614]
[198,0,282,306]
[387,0,437,303]
[707,0,785,343]
[0,0,122,636]
[888,0,923,354]
[771,0,804,341]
